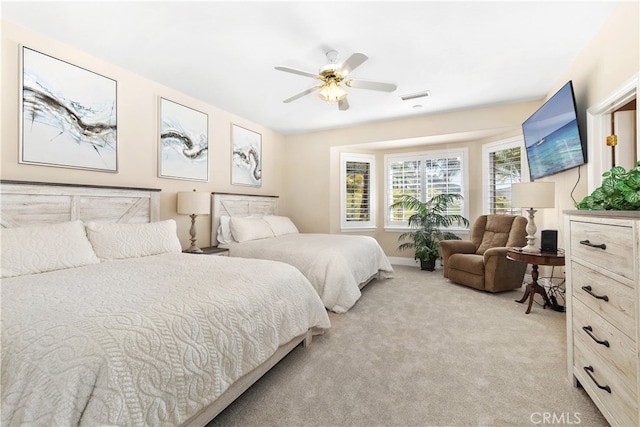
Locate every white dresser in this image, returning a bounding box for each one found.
[564,211,640,426]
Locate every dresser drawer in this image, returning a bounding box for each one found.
[572,298,637,392]
[573,344,638,427]
[570,220,634,281]
[572,261,635,339]
[565,212,640,427]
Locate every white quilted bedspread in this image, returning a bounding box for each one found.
[222,234,394,313]
[1,253,330,426]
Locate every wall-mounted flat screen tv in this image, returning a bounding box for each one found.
[522,81,587,180]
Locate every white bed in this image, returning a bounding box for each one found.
[211,193,394,313]
[0,181,330,426]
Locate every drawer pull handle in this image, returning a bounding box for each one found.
[579,239,606,250]
[583,366,611,393]
[581,285,609,302]
[582,326,610,347]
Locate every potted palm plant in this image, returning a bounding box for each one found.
[390,193,469,271]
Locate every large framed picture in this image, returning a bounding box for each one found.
[231,124,262,187]
[20,46,118,172]
[158,97,208,181]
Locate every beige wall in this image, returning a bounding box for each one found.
[1,21,288,250]
[283,1,639,261]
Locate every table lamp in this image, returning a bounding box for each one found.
[177,190,210,253]
[510,182,555,253]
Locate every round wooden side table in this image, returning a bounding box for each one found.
[507,248,565,314]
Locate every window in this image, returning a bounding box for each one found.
[385,149,468,230]
[341,153,375,230]
[482,137,527,214]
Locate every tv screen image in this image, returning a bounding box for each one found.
[522,81,586,180]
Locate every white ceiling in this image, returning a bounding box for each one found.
[1,1,621,137]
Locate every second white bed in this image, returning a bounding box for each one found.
[221,232,393,313]
[212,193,394,313]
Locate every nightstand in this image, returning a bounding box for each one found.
[183,247,229,256]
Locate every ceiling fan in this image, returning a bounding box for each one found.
[275,50,397,111]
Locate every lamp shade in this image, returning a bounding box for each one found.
[511,182,555,209]
[177,191,210,215]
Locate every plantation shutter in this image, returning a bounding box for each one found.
[388,159,421,222]
[341,153,375,230]
[488,146,521,214]
[424,156,463,218]
[385,149,468,229]
[345,160,370,222]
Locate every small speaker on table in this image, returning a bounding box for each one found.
[541,229,558,253]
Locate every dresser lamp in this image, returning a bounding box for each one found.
[510,182,555,253]
[177,190,210,253]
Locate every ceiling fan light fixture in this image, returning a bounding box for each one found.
[276,50,387,110]
[317,79,347,103]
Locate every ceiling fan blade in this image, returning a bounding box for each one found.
[338,53,368,76]
[345,78,397,92]
[283,86,319,103]
[275,66,320,79]
[338,98,350,111]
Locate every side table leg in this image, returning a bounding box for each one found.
[526,287,536,314]
[515,284,532,304]
[536,283,553,309]
[515,282,536,314]
[514,264,543,314]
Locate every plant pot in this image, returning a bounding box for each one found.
[420,257,437,271]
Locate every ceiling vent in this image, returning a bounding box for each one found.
[400,90,431,101]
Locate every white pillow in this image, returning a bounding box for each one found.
[263,215,299,236]
[229,217,274,242]
[0,220,100,278]
[217,215,234,244]
[85,219,182,260]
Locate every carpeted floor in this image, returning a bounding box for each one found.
[209,265,608,427]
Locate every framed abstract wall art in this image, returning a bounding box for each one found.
[231,124,262,187]
[158,97,208,181]
[20,46,118,172]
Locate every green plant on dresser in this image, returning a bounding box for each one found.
[577,161,640,210]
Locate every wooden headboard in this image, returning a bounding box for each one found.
[211,192,278,245]
[0,180,161,228]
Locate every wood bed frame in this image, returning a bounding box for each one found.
[0,180,314,426]
[211,192,279,246]
[0,180,161,226]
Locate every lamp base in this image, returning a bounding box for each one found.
[522,208,540,253]
[185,214,203,254]
[521,243,540,253]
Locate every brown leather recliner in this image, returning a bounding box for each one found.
[439,214,528,292]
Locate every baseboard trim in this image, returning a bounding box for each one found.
[389,257,442,269]
[388,256,418,267]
